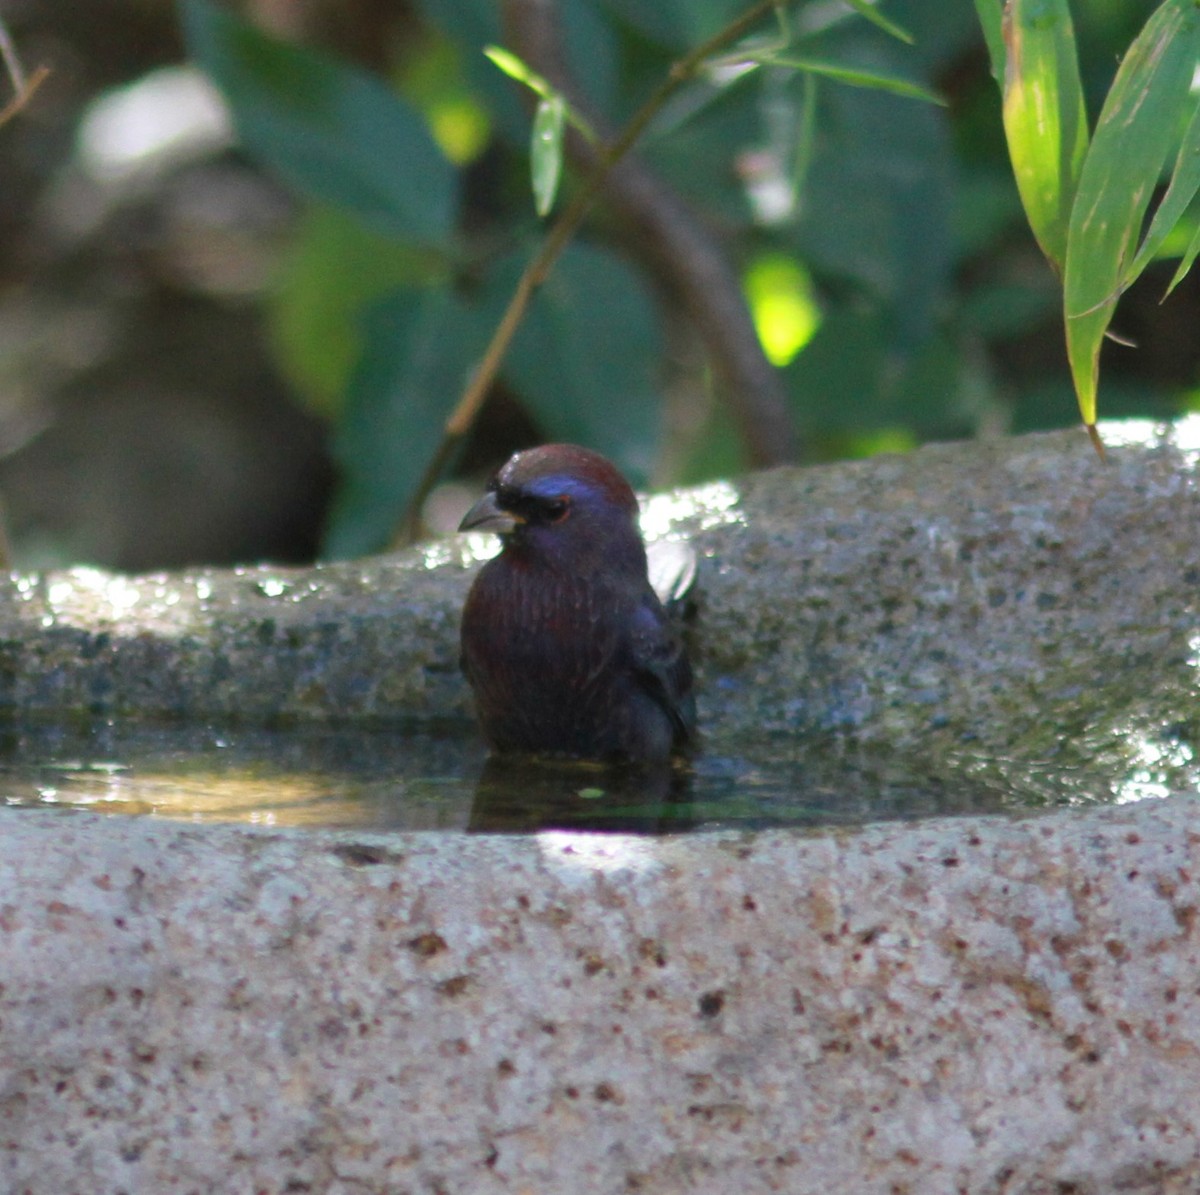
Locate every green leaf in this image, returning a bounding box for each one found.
[1166,217,1200,297]
[592,0,688,50]
[181,0,457,244]
[768,55,944,105]
[531,94,566,217]
[498,244,664,484]
[787,71,954,348]
[678,397,749,484]
[838,0,914,45]
[1122,99,1200,288]
[323,288,494,558]
[958,279,1058,340]
[973,0,1006,80]
[483,44,597,144]
[1000,0,1087,271]
[483,45,553,99]
[268,205,444,420]
[1064,0,1200,425]
[784,306,970,441]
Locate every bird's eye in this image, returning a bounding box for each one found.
[544,495,571,523]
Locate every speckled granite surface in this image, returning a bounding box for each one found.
[3,799,1200,1193]
[4,421,1200,1192]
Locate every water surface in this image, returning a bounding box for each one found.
[1,715,1185,834]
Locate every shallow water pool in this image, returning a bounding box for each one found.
[1,715,1184,834]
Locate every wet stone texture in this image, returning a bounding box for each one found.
[0,420,1198,762]
[3,800,1200,1193]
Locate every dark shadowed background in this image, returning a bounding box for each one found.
[0,0,1189,572]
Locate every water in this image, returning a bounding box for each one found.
[1,714,1184,834]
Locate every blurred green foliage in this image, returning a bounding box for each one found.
[182,0,1194,558]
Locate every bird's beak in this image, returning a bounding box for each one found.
[458,491,522,535]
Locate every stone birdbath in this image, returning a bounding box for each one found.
[3,421,1200,1193]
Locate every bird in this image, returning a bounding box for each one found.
[458,444,696,763]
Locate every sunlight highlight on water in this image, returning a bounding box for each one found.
[45,568,142,616]
[639,480,745,540]
[1101,414,1200,460]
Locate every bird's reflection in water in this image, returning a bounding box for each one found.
[467,754,697,834]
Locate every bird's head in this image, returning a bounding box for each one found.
[458,444,644,571]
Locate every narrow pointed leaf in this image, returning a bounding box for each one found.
[1064,0,1200,424]
[839,0,913,45]
[1123,96,1200,286]
[483,43,598,144]
[1166,218,1200,297]
[792,72,819,199]
[1001,0,1087,271]
[483,45,552,100]
[974,0,1006,81]
[769,56,944,105]
[531,94,566,217]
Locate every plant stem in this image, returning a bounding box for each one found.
[398,0,785,542]
[0,18,48,129]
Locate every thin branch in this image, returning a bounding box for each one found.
[505,0,796,471]
[0,17,28,95]
[0,18,48,130]
[0,17,47,568]
[398,0,787,541]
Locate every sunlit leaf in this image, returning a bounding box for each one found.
[1064,0,1200,425]
[483,44,597,145]
[483,45,552,99]
[182,0,457,244]
[531,94,565,217]
[400,33,491,165]
[744,253,822,366]
[268,205,443,419]
[1001,0,1087,271]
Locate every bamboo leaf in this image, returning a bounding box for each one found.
[974,0,1006,81]
[1001,0,1087,272]
[1122,97,1200,287]
[483,45,553,99]
[769,55,944,105]
[483,43,597,143]
[1165,217,1200,298]
[499,243,664,479]
[1064,0,1200,425]
[532,94,566,217]
[838,0,914,45]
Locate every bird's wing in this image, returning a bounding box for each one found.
[628,590,696,742]
[646,539,697,609]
